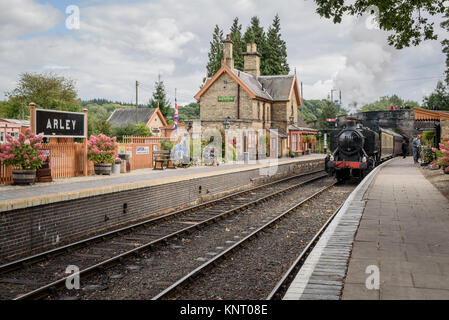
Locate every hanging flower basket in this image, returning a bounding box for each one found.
[0,129,46,185]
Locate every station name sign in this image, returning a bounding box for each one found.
[218,96,235,102]
[35,108,86,138]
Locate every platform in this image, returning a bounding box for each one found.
[283,157,449,300]
[0,154,325,212]
[0,155,326,262]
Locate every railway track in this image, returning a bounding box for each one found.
[152,181,338,300]
[266,203,344,300]
[0,169,328,300]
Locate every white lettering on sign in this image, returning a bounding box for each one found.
[45,118,77,130]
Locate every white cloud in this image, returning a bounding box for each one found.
[0,0,447,108]
[0,0,63,39]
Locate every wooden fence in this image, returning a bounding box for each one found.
[123,136,175,144]
[0,142,93,184]
[0,139,161,184]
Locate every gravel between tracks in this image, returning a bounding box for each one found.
[53,177,345,300]
[164,183,354,300]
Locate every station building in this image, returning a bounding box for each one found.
[107,107,168,136]
[194,35,316,157]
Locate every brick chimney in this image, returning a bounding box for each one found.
[222,34,234,69]
[243,43,261,77]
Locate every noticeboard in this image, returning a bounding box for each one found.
[35,108,86,138]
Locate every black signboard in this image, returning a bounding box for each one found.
[35,109,86,138]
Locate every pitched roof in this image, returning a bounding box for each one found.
[2,119,30,126]
[231,69,272,100]
[107,108,157,127]
[195,65,302,105]
[258,75,295,101]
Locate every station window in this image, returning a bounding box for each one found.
[0,132,4,143]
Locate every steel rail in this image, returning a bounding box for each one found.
[13,171,329,300]
[265,202,344,300]
[0,169,325,275]
[151,182,337,300]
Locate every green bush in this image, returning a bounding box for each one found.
[160,139,174,151]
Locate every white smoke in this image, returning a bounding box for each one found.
[334,13,396,113]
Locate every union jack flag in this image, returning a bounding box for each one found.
[174,97,179,132]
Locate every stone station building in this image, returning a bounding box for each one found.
[194,35,316,158]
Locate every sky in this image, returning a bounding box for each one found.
[0,0,448,112]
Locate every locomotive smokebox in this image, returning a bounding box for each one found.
[338,130,363,154]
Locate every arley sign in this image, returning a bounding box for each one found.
[35,109,86,138]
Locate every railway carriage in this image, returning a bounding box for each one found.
[326,118,405,182]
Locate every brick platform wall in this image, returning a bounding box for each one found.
[0,158,324,262]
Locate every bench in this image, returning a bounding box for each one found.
[153,150,176,170]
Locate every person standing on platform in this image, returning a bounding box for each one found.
[402,140,408,159]
[412,135,421,164]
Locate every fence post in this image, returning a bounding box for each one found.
[83,108,88,176]
[29,102,36,133]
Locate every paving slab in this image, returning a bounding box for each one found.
[342,157,449,300]
[284,157,449,300]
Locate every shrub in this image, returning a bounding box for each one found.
[0,129,46,170]
[433,140,449,167]
[422,130,435,146]
[160,139,174,151]
[87,134,118,164]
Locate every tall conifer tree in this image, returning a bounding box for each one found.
[229,17,244,70]
[206,25,224,76]
[243,16,267,74]
[149,75,171,118]
[265,14,289,75]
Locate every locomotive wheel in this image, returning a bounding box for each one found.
[336,170,346,183]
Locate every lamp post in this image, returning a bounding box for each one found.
[224,116,231,130]
[289,116,294,125]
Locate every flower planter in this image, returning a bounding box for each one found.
[94,163,112,175]
[12,169,36,185]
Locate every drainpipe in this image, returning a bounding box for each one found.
[237,84,240,119]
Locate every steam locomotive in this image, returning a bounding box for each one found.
[326,118,405,181]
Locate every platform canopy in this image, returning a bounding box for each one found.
[414,107,449,121]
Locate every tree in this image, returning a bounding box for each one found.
[360,95,420,112]
[422,81,449,110]
[135,123,153,136]
[313,1,445,50]
[313,1,449,91]
[243,16,267,74]
[319,101,340,129]
[166,102,200,122]
[149,76,171,118]
[264,14,289,75]
[3,72,81,118]
[93,119,112,136]
[230,17,244,70]
[206,25,224,76]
